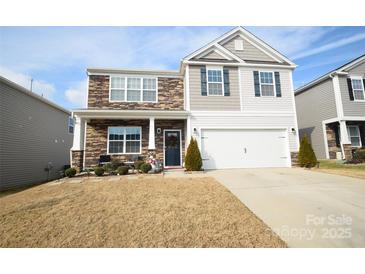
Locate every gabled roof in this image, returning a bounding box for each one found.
[295,53,365,95]
[0,75,70,115]
[183,26,296,66]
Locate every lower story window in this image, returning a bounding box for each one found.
[347,125,362,148]
[108,127,141,154]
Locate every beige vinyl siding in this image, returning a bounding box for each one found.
[220,35,276,62]
[346,61,365,75]
[0,80,73,191]
[191,113,298,151]
[200,51,227,60]
[240,67,295,112]
[295,79,337,159]
[189,65,240,111]
[339,67,365,117]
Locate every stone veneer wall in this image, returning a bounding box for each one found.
[343,144,353,161]
[84,119,186,167]
[326,124,341,159]
[88,75,184,110]
[71,150,84,172]
[290,152,299,167]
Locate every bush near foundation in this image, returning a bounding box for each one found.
[298,135,317,168]
[185,137,203,171]
[140,163,152,173]
[94,167,105,176]
[65,168,77,178]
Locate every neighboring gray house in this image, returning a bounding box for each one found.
[295,54,365,160]
[0,76,73,191]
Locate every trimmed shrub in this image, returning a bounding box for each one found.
[298,135,317,168]
[117,166,129,175]
[134,160,144,171]
[103,163,114,173]
[65,168,77,178]
[348,149,365,164]
[94,167,104,176]
[140,163,152,173]
[185,137,203,171]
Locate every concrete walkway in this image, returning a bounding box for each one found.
[207,168,365,247]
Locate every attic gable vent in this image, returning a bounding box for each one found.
[234,39,244,51]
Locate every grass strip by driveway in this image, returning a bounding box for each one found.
[0,177,286,248]
[315,160,365,180]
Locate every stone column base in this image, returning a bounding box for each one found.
[71,150,84,173]
[291,152,300,167]
[342,144,352,161]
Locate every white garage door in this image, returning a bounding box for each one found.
[201,129,290,169]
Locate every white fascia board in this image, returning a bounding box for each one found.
[183,60,296,69]
[237,28,296,66]
[337,55,365,72]
[183,26,295,66]
[72,109,190,119]
[87,68,182,78]
[190,110,296,117]
[183,27,243,60]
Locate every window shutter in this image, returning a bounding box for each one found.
[253,71,260,97]
[359,125,365,148]
[200,66,207,96]
[274,72,282,97]
[223,68,230,96]
[347,78,354,101]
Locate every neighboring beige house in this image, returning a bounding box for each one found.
[295,54,365,160]
[71,26,299,171]
[0,76,73,191]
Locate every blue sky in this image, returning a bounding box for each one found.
[1,26,365,110]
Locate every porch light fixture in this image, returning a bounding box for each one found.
[157,128,162,134]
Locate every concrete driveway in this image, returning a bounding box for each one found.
[208,168,365,247]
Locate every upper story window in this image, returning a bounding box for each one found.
[347,125,362,147]
[110,76,157,102]
[68,117,74,134]
[259,71,275,97]
[351,77,365,101]
[108,126,141,154]
[207,68,224,96]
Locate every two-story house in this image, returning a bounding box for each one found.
[295,54,365,160]
[71,26,299,171]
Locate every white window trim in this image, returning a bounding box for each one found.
[109,75,158,103]
[347,125,362,148]
[350,76,365,102]
[68,116,74,135]
[259,71,276,97]
[107,126,142,155]
[206,66,224,96]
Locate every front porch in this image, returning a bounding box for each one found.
[70,110,190,171]
[325,119,365,160]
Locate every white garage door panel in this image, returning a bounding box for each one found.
[201,129,289,169]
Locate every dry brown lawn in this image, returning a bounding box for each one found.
[0,176,286,248]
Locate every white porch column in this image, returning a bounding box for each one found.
[148,117,155,150]
[339,120,350,145]
[71,116,85,151]
[186,116,192,148]
[339,120,351,159]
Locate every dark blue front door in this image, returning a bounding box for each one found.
[164,130,181,167]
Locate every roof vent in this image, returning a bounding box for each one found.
[234,39,244,51]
